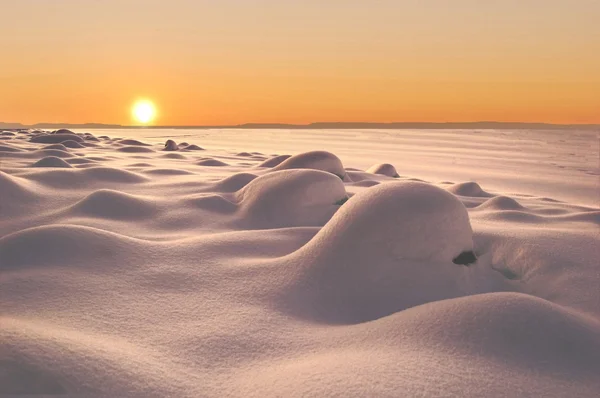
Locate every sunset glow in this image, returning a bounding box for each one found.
[1,1,598,125]
[132,100,156,124]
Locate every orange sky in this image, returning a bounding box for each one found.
[1,0,599,125]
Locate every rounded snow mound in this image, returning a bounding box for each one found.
[127,162,153,167]
[117,139,150,146]
[257,154,291,168]
[310,181,473,263]
[0,171,37,202]
[272,151,346,179]
[52,129,75,135]
[182,144,203,151]
[0,145,25,152]
[366,163,399,177]
[82,167,148,183]
[31,156,72,168]
[164,140,178,151]
[213,173,258,192]
[278,182,494,323]
[162,153,187,160]
[399,292,600,373]
[117,146,155,153]
[0,224,142,269]
[69,189,157,219]
[262,292,600,395]
[187,194,237,213]
[476,195,526,211]
[60,140,85,149]
[447,181,492,197]
[143,168,193,176]
[0,355,66,395]
[197,158,228,167]
[350,179,380,188]
[31,149,73,158]
[66,157,97,165]
[29,134,84,144]
[235,169,348,228]
[42,144,69,151]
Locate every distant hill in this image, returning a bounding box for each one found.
[0,122,122,129]
[0,122,25,129]
[2,121,598,130]
[237,122,600,130]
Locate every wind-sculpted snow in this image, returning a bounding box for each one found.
[117,145,155,153]
[67,189,159,220]
[256,154,291,168]
[42,143,69,151]
[0,144,25,152]
[366,163,399,177]
[277,182,494,323]
[235,169,347,228]
[271,150,347,180]
[29,133,84,144]
[447,181,493,197]
[182,144,204,151]
[196,158,229,166]
[61,140,86,148]
[0,129,598,397]
[31,156,73,168]
[476,195,526,210]
[308,182,474,263]
[117,139,151,146]
[0,171,39,206]
[0,224,146,269]
[213,173,258,192]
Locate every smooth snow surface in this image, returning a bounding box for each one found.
[366,163,400,177]
[1,128,599,397]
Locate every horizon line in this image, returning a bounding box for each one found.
[2,121,599,130]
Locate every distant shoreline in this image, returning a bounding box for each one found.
[2,122,599,130]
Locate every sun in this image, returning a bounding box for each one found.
[132,100,156,124]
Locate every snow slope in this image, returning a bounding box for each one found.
[1,128,599,397]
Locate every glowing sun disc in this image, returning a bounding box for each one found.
[132,100,156,124]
